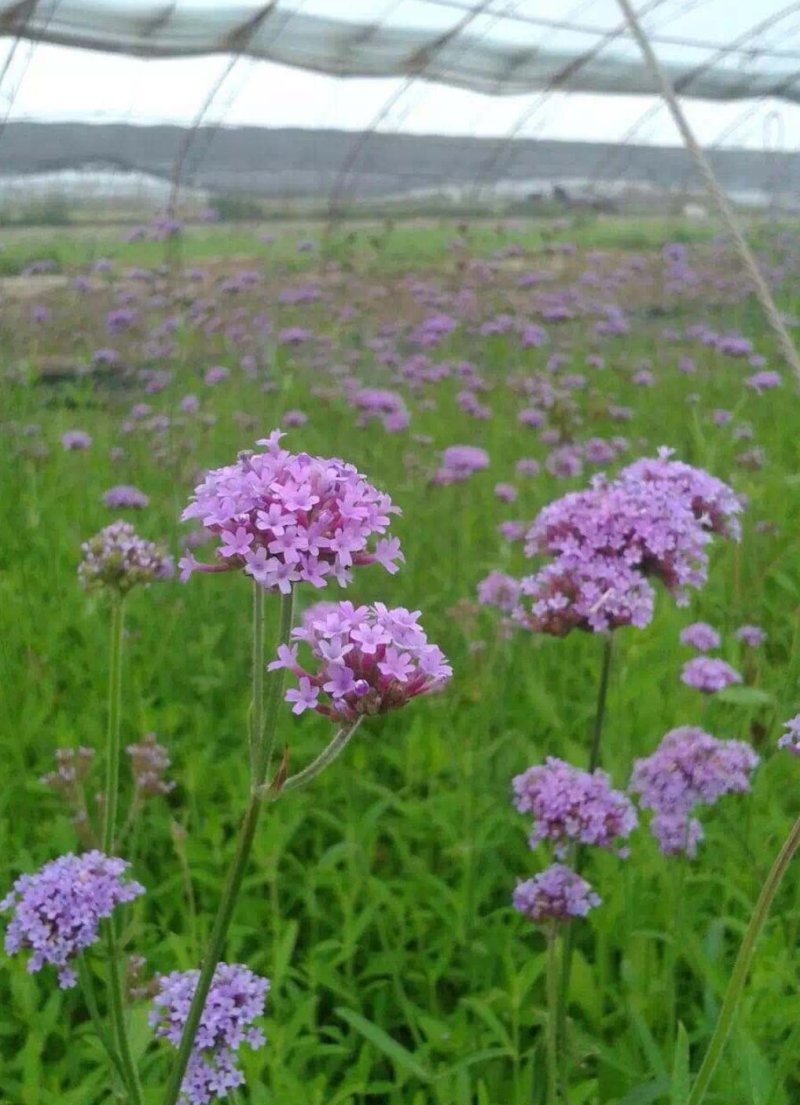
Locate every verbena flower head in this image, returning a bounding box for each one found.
[271,601,452,721]
[432,445,489,485]
[79,521,174,595]
[103,484,150,510]
[777,714,800,755]
[512,757,637,856]
[127,733,174,797]
[150,963,268,1105]
[630,726,759,856]
[680,657,742,694]
[62,430,92,451]
[477,571,521,614]
[513,864,600,924]
[736,624,766,648]
[526,475,713,600]
[180,431,402,591]
[680,622,721,652]
[1,852,145,988]
[516,552,655,635]
[617,448,742,540]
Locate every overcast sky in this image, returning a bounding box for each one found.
[2,40,800,151]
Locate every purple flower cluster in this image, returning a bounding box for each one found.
[512,757,637,857]
[680,657,742,694]
[512,449,741,635]
[150,963,268,1105]
[271,601,452,721]
[630,726,759,856]
[79,521,174,594]
[617,449,742,540]
[777,714,800,755]
[517,553,655,636]
[62,430,92,451]
[513,865,600,923]
[477,571,521,614]
[679,622,720,652]
[103,484,150,510]
[351,387,410,433]
[1,852,145,988]
[736,624,766,648]
[180,431,402,592]
[127,732,174,797]
[432,445,489,485]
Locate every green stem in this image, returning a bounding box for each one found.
[107,920,144,1104]
[101,599,142,1104]
[686,815,800,1105]
[249,585,265,776]
[587,634,613,773]
[546,925,561,1105]
[556,634,615,1075]
[275,719,362,798]
[77,956,128,1087]
[102,600,124,854]
[665,857,687,1053]
[162,589,294,1105]
[262,589,295,780]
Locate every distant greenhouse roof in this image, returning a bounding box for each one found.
[3,0,800,103]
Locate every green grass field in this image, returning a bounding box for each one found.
[2,216,800,1105]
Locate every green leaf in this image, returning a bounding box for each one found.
[671,1024,691,1105]
[716,686,774,707]
[618,1079,671,1105]
[336,1006,432,1083]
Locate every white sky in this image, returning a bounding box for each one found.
[2,40,800,151]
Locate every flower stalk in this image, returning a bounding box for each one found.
[102,598,143,1105]
[162,587,294,1105]
[546,924,562,1105]
[555,633,614,1078]
[686,815,800,1105]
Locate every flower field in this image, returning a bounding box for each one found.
[2,216,800,1105]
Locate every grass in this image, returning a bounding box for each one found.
[1,216,800,1104]
[0,214,723,276]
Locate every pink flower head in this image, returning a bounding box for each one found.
[279,602,452,722]
[513,865,600,924]
[433,445,489,485]
[680,657,742,694]
[736,624,766,648]
[180,432,402,592]
[679,622,721,652]
[150,963,268,1105]
[777,714,800,756]
[516,553,655,636]
[630,726,758,856]
[512,757,637,857]
[2,852,145,988]
[617,447,742,541]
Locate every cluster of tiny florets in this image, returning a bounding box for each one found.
[432,444,490,485]
[513,865,601,923]
[271,601,452,721]
[680,657,742,694]
[777,714,800,756]
[79,521,173,594]
[477,571,521,614]
[509,448,741,636]
[630,726,759,856]
[127,732,174,797]
[679,622,720,652]
[512,757,637,857]
[516,553,655,636]
[1,852,145,988]
[150,963,269,1105]
[180,430,402,592]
